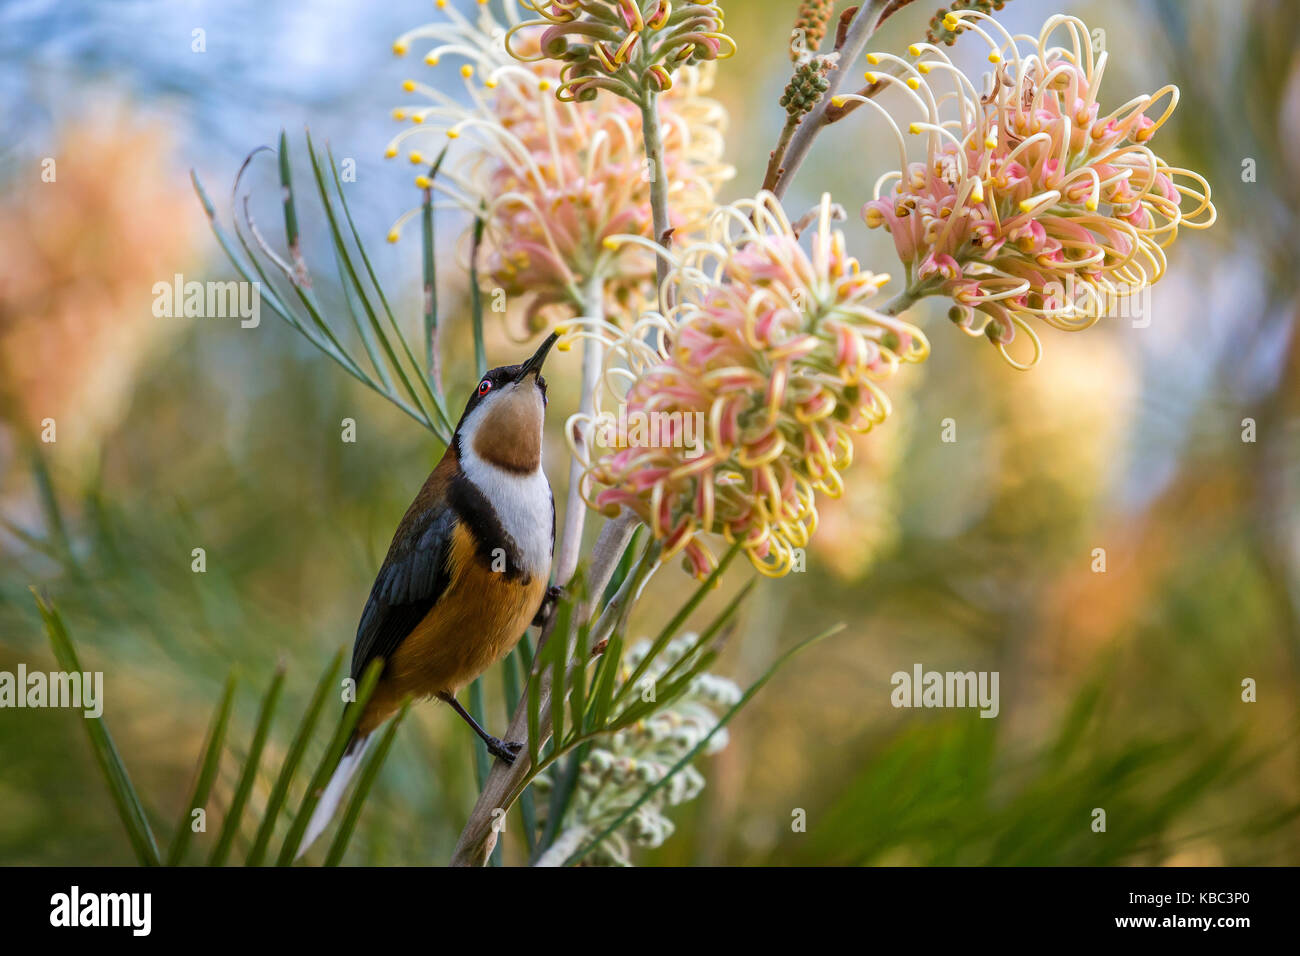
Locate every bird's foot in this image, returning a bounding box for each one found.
[487,736,523,764]
[532,584,563,628]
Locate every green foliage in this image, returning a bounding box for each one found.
[32,594,403,867]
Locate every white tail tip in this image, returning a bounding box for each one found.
[294,735,373,861]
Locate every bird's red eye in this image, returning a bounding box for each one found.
[477,379,492,396]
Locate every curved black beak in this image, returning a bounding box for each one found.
[514,330,560,383]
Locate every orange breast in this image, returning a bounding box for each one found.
[359,523,545,735]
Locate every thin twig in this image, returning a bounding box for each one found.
[532,824,590,867]
[770,0,891,199]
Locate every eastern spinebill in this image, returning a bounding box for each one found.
[297,332,561,857]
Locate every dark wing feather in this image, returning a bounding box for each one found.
[351,504,456,680]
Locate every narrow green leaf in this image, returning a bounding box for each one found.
[612,539,742,708]
[421,175,437,388]
[527,647,544,772]
[276,657,383,865]
[307,134,454,438]
[278,130,300,256]
[611,649,718,730]
[246,648,342,866]
[566,623,844,866]
[654,577,755,690]
[549,597,573,755]
[600,525,642,607]
[32,590,161,866]
[467,678,491,789]
[167,673,236,865]
[469,206,488,377]
[322,699,410,867]
[568,617,590,740]
[209,664,286,866]
[585,632,623,734]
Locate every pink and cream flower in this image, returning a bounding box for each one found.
[385,2,731,327]
[566,192,928,577]
[850,12,1215,367]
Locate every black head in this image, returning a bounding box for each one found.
[454,331,559,433]
[453,332,560,472]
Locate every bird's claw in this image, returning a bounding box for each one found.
[533,584,563,628]
[487,737,524,764]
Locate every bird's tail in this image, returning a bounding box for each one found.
[294,733,374,861]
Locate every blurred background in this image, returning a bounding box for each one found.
[2,0,1298,865]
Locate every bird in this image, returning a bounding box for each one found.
[296,331,562,857]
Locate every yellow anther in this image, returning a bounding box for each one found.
[908,44,922,57]
[446,128,460,138]
[830,95,845,108]
[906,77,920,90]
[987,52,1002,64]
[942,13,959,30]
[414,175,432,189]
[917,62,930,74]
[908,122,922,135]
[425,53,440,66]
[538,79,551,91]
[384,146,398,159]
[460,64,474,79]
[387,230,399,243]
[409,151,424,164]
[864,71,877,83]
[1019,192,1050,213]
[393,40,408,56]
[866,53,880,65]
[402,79,416,92]
[392,108,407,121]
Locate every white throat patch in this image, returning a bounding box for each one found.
[457,402,553,578]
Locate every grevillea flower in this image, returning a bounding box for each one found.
[850,12,1215,367]
[566,192,929,578]
[386,2,732,327]
[533,638,740,866]
[509,0,734,102]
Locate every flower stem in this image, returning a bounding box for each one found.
[555,276,606,587]
[639,90,672,311]
[760,114,802,193]
[880,288,921,316]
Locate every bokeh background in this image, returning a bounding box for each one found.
[2,0,1298,865]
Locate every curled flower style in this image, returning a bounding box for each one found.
[565,192,929,578]
[509,0,735,102]
[534,638,740,866]
[386,2,732,327]
[849,12,1216,367]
